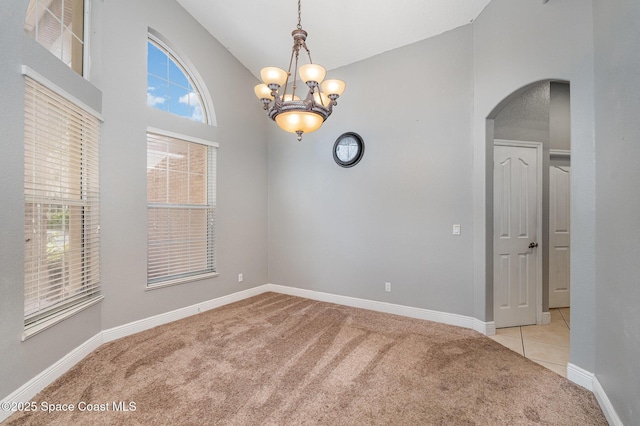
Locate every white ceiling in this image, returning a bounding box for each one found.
[176,0,492,80]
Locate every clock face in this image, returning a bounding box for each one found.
[333,132,364,168]
[336,137,359,162]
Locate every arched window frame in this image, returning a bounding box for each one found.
[147,30,217,126]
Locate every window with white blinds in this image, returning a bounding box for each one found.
[24,75,101,331]
[147,131,217,287]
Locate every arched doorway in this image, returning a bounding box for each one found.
[486,80,572,376]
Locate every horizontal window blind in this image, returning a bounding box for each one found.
[147,132,216,286]
[24,76,101,327]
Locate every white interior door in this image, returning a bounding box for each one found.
[493,143,541,328]
[549,165,571,308]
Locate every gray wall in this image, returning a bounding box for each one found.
[593,0,640,422]
[268,25,476,316]
[267,0,600,379]
[494,82,550,144]
[3,0,638,420]
[267,0,599,375]
[493,81,571,314]
[472,0,596,374]
[0,0,268,400]
[93,0,268,330]
[0,0,104,401]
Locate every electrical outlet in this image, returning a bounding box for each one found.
[385,282,391,292]
[238,273,243,282]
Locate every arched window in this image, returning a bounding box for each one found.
[147,35,211,124]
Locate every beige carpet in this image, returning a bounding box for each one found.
[4,292,606,425]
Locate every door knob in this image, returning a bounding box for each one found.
[528,242,539,249]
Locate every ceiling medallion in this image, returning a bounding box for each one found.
[254,0,346,141]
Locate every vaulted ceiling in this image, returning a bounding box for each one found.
[176,0,492,79]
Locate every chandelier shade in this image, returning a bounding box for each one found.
[254,0,345,141]
[275,111,325,135]
[321,79,347,97]
[254,84,273,101]
[299,64,326,84]
[260,67,288,87]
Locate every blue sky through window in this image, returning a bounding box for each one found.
[147,39,206,123]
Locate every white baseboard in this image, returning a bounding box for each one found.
[567,362,623,425]
[541,311,551,325]
[1,283,594,424]
[593,376,624,426]
[264,284,494,335]
[567,362,595,390]
[0,333,103,422]
[102,285,268,343]
[0,286,269,423]
[481,320,496,336]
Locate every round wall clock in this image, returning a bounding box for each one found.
[333,132,364,168]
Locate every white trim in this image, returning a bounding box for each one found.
[567,363,624,425]
[539,311,551,325]
[147,126,219,148]
[0,284,573,424]
[482,321,497,336]
[593,376,624,426]
[493,140,544,326]
[567,362,594,390]
[82,0,91,79]
[22,296,104,341]
[146,272,219,291]
[265,284,494,335]
[0,333,103,422]
[21,65,103,121]
[102,286,266,343]
[147,31,217,127]
[1,287,266,422]
[494,140,543,149]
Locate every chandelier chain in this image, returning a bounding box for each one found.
[297,0,302,30]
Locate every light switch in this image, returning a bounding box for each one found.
[453,224,461,235]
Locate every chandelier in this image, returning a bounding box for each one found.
[254,0,346,141]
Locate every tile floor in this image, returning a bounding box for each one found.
[489,308,570,377]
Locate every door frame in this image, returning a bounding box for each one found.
[493,139,544,326]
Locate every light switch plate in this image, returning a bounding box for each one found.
[453,224,461,235]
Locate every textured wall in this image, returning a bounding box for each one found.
[268,26,476,316]
[493,81,571,314]
[593,0,640,422]
[472,0,596,374]
[5,2,638,422]
[0,0,268,400]
[93,0,268,330]
[494,82,550,144]
[0,0,104,400]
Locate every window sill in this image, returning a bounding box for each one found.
[22,295,104,341]
[146,272,219,291]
